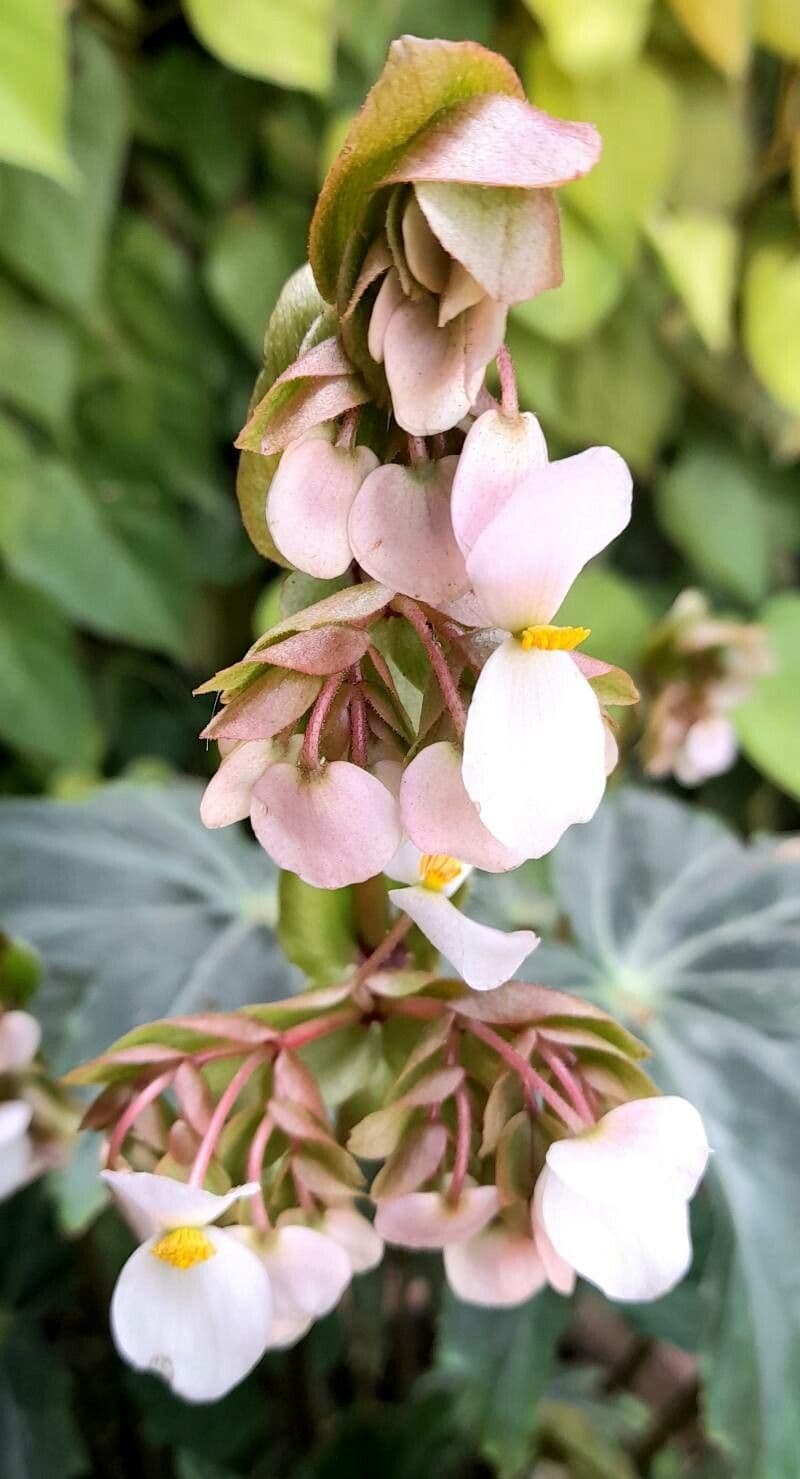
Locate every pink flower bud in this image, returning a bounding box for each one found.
[267,437,379,579]
[251,758,402,889]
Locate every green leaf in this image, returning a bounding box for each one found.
[278,871,357,984]
[0,0,72,184]
[757,0,800,58]
[744,218,800,417]
[0,779,298,1071]
[0,455,190,658]
[0,576,97,767]
[523,0,654,77]
[656,442,771,604]
[0,281,77,434]
[0,25,127,311]
[512,206,624,343]
[309,35,523,302]
[437,1287,571,1476]
[647,210,738,353]
[670,66,751,214]
[204,202,307,359]
[182,0,334,95]
[666,0,750,78]
[0,1322,85,1479]
[534,788,800,1479]
[735,594,800,799]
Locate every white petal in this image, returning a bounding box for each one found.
[465,447,632,631]
[389,887,537,992]
[101,1170,259,1235]
[539,1165,693,1303]
[384,836,427,887]
[444,1226,546,1307]
[0,1010,41,1073]
[200,741,277,828]
[402,192,449,293]
[462,641,607,858]
[368,268,406,364]
[439,261,486,325]
[451,409,548,559]
[546,1098,710,1205]
[264,1310,313,1350]
[0,1101,34,1201]
[262,1225,351,1320]
[400,741,523,873]
[531,1172,576,1296]
[464,297,508,404]
[319,1207,384,1274]
[110,1227,272,1402]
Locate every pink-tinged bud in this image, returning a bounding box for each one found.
[377,292,507,437]
[374,1183,500,1249]
[0,1010,41,1074]
[250,759,402,889]
[451,408,548,557]
[267,438,379,579]
[415,182,563,306]
[444,1221,547,1307]
[348,456,468,609]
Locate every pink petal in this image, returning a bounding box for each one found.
[400,741,523,872]
[451,409,548,558]
[200,740,278,828]
[318,1207,384,1273]
[464,297,508,403]
[416,183,562,305]
[382,295,474,435]
[368,268,406,364]
[348,457,469,607]
[255,625,372,676]
[462,640,607,858]
[374,1184,500,1248]
[444,1224,546,1306]
[402,192,450,293]
[546,1098,710,1206]
[389,887,537,992]
[675,716,737,787]
[382,94,601,189]
[0,1010,41,1073]
[267,440,379,579]
[531,1173,577,1296]
[251,760,402,889]
[439,261,486,326]
[466,447,633,632]
[263,1224,351,1319]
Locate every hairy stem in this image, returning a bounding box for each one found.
[464,1019,585,1134]
[496,344,519,417]
[188,1051,265,1189]
[300,673,346,769]
[392,596,466,740]
[247,1111,275,1231]
[106,1069,176,1169]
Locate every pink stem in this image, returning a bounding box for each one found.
[449,1082,472,1204]
[106,1069,175,1168]
[281,1007,361,1051]
[188,1051,265,1189]
[350,669,369,767]
[464,1020,585,1134]
[407,435,428,465]
[392,596,466,741]
[535,1040,595,1126]
[247,1111,275,1232]
[300,673,345,769]
[350,912,414,990]
[496,345,519,417]
[336,408,360,451]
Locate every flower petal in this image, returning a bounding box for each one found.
[0,1010,41,1073]
[389,887,537,992]
[451,409,548,558]
[263,1225,351,1319]
[382,295,472,436]
[462,641,607,858]
[538,1164,693,1302]
[444,1224,546,1306]
[267,440,379,579]
[101,1170,259,1235]
[416,183,562,304]
[439,261,486,326]
[375,1185,500,1248]
[319,1207,384,1273]
[402,192,450,293]
[464,297,508,404]
[400,742,523,873]
[466,448,633,631]
[546,1098,710,1205]
[0,1101,33,1201]
[251,760,402,889]
[384,835,428,887]
[109,1227,272,1402]
[675,716,737,787]
[368,268,406,364]
[200,741,278,828]
[348,457,469,607]
[531,1171,577,1297]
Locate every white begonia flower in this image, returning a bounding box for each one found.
[0,1101,36,1202]
[535,1097,710,1302]
[102,1171,272,1402]
[0,1009,41,1072]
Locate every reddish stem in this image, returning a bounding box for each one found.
[464,1019,585,1134]
[407,435,428,465]
[535,1040,595,1126]
[106,1069,175,1169]
[350,668,369,767]
[496,344,519,417]
[247,1111,275,1232]
[350,912,414,990]
[336,408,360,451]
[281,1007,361,1051]
[300,673,345,769]
[449,1082,472,1204]
[188,1051,265,1189]
[392,596,466,740]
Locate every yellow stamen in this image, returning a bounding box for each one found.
[419,853,462,892]
[519,624,591,652]
[151,1226,216,1270]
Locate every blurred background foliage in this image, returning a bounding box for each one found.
[1,1,800,1476]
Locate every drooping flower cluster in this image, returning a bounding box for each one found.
[0,1007,74,1200]
[70,35,710,1405]
[641,589,772,786]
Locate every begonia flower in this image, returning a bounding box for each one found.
[251,758,402,889]
[102,1171,272,1402]
[348,456,471,609]
[674,714,738,787]
[317,1206,384,1273]
[375,1182,500,1249]
[399,741,523,873]
[0,1101,36,1202]
[453,432,633,857]
[533,1097,710,1302]
[200,739,284,828]
[267,434,379,578]
[0,1009,41,1073]
[444,1218,547,1307]
[248,1222,353,1350]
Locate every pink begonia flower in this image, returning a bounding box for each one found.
[348,456,471,609]
[453,432,633,857]
[674,715,738,787]
[399,741,523,874]
[101,1171,271,1402]
[444,1221,547,1307]
[375,1183,501,1249]
[0,1009,41,1073]
[200,739,284,829]
[254,1223,353,1350]
[534,1098,710,1302]
[0,1101,36,1202]
[267,434,379,578]
[317,1206,384,1273]
[251,759,402,889]
[451,407,548,557]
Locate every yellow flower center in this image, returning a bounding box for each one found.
[519,624,591,652]
[419,853,462,892]
[151,1226,216,1270]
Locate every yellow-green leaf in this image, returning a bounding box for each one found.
[524,0,654,77]
[744,224,800,415]
[0,0,73,183]
[182,0,334,94]
[647,209,738,352]
[667,0,751,77]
